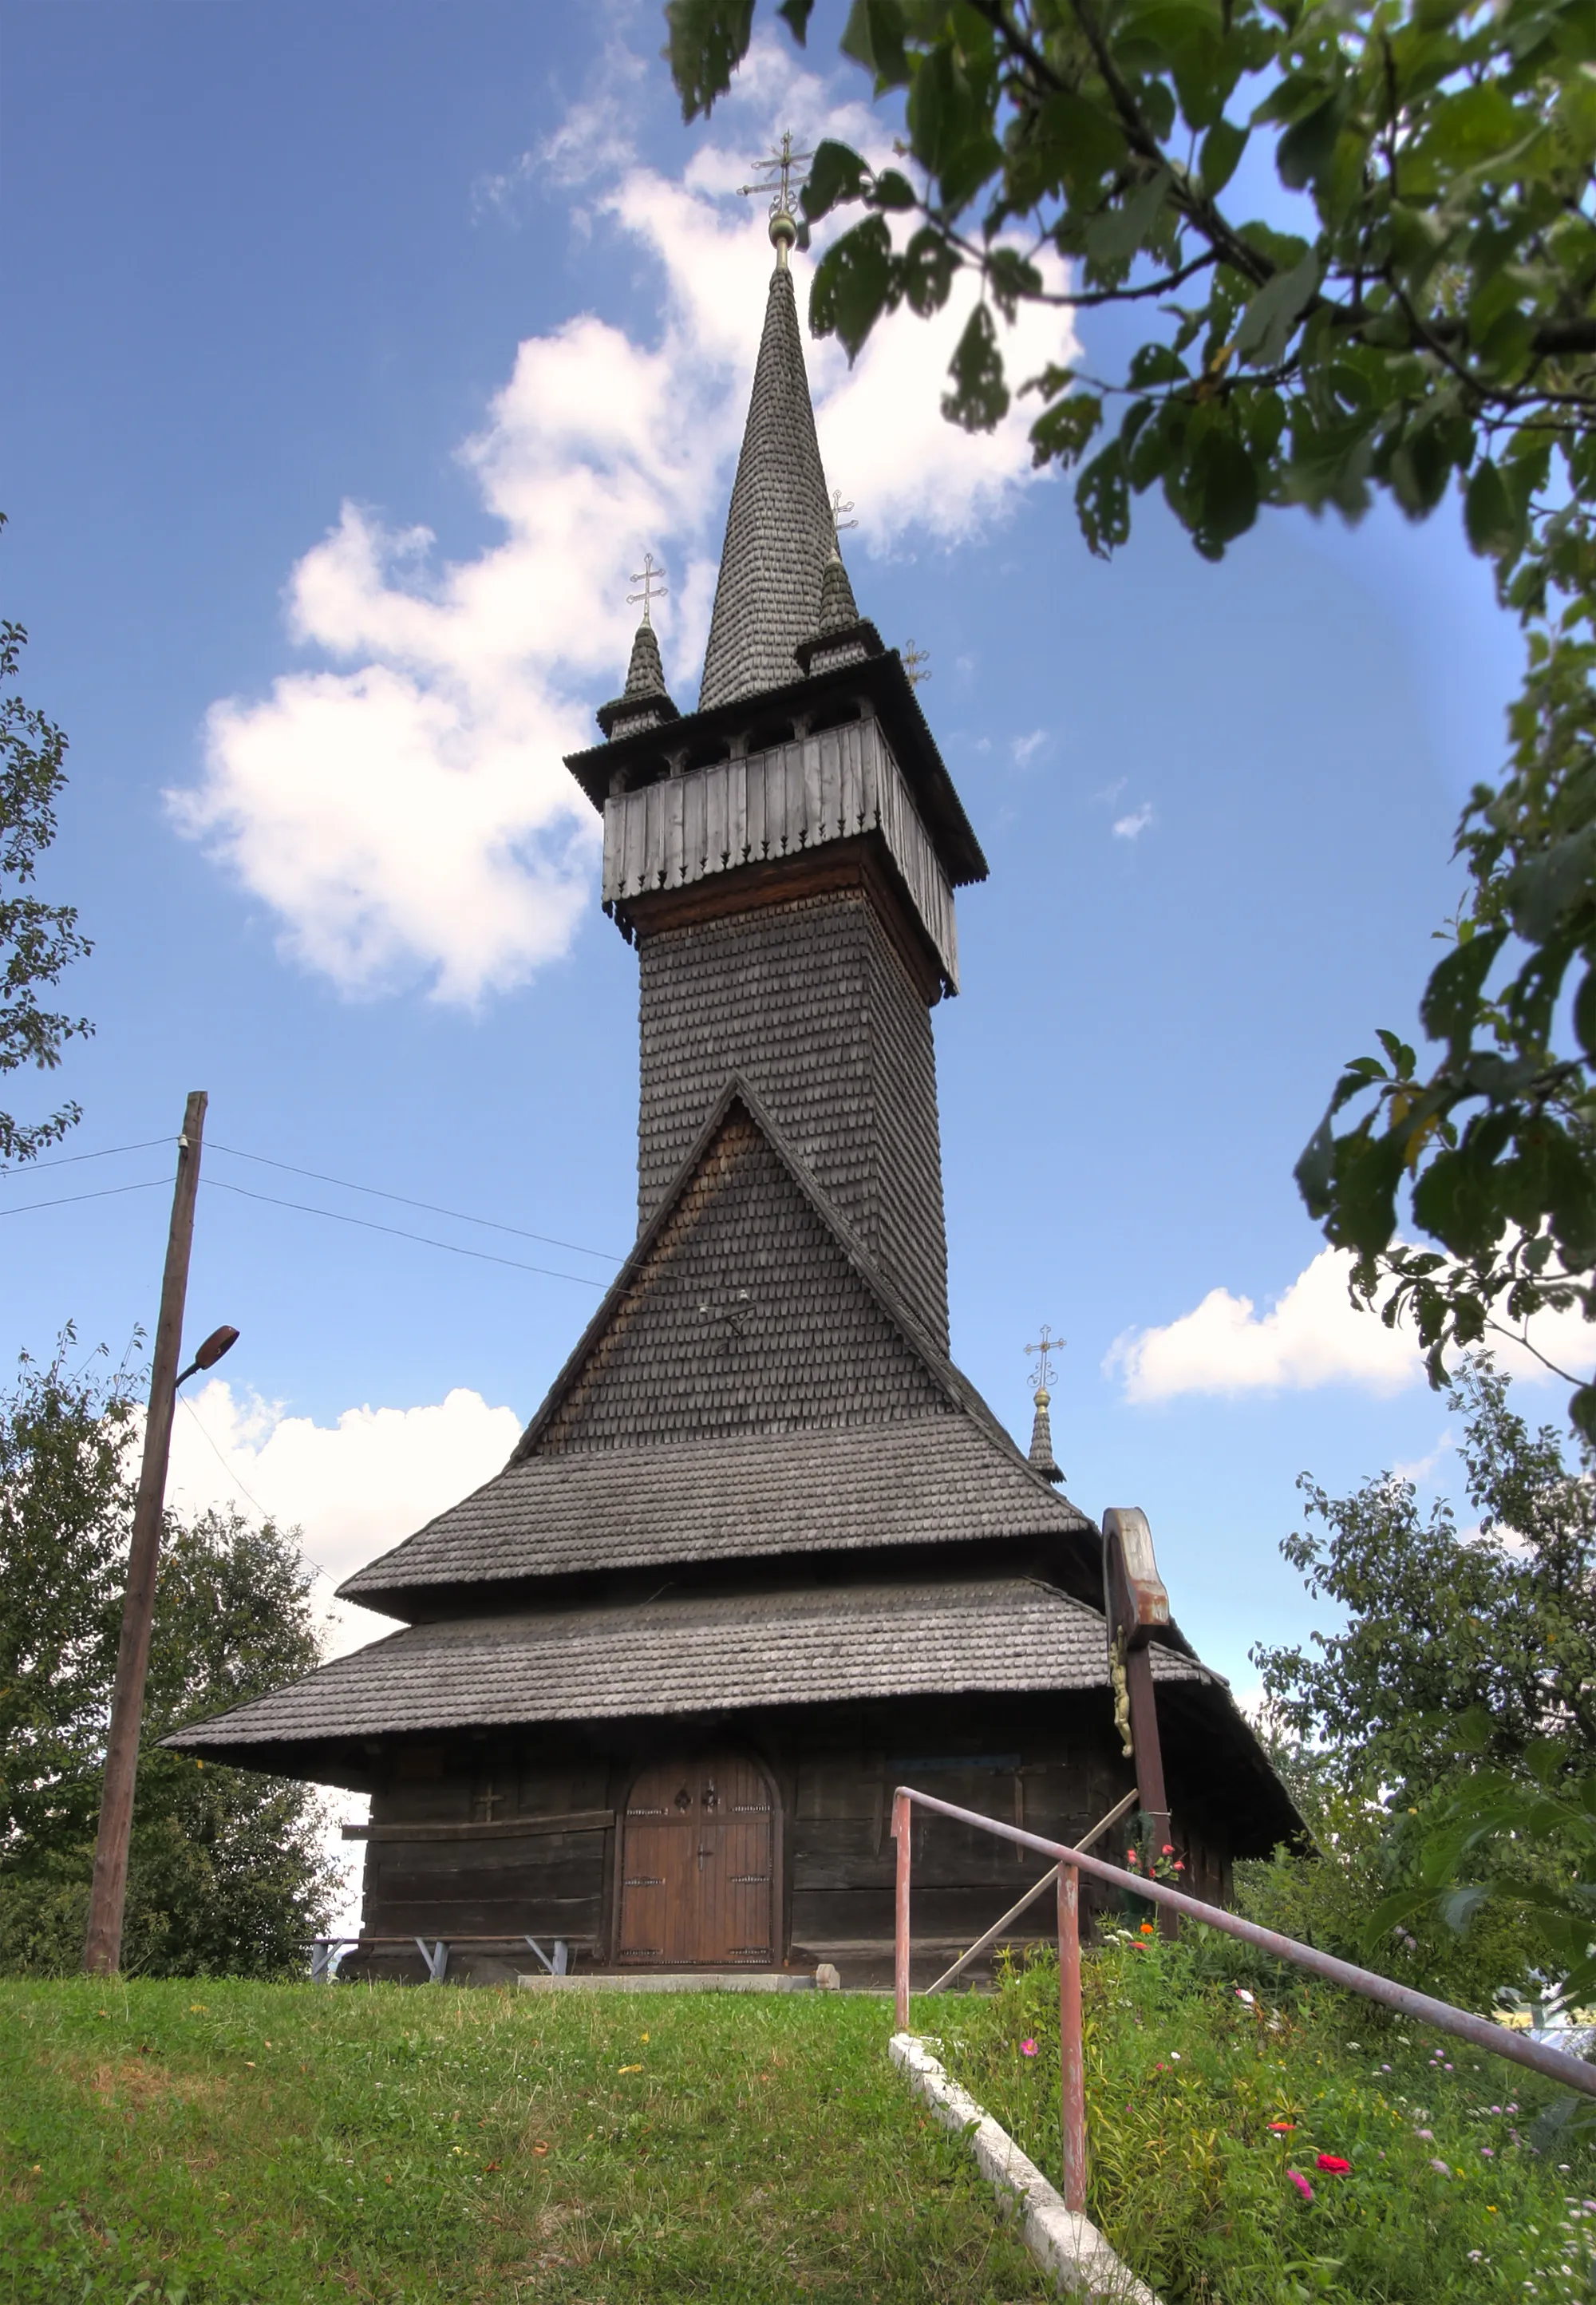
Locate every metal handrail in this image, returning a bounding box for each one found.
[891,1784,1596,2216]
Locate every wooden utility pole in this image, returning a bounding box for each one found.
[84,1089,207,1975]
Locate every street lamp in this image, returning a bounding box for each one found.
[176,1323,240,1390]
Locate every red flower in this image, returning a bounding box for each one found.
[1315,2154,1352,2174]
[1267,2121,1296,2133]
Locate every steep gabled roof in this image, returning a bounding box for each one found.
[339,1078,1088,1614]
[698,263,837,712]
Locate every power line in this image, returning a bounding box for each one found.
[207,1141,621,1263]
[0,1135,173,1180]
[0,1177,168,1218]
[200,1176,610,1288]
[1,1129,625,1287]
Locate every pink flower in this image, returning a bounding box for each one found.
[1161,1844,1174,1856]
[1316,2155,1351,2174]
[1020,2038,1037,2058]
[1286,2168,1314,2202]
[1267,2121,1297,2134]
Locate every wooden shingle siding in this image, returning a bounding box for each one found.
[634,892,952,1350]
[602,718,959,993]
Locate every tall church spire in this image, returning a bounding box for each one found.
[698,254,837,714]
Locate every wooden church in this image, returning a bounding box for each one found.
[172,190,1299,1983]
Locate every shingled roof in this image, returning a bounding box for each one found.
[341,1077,1088,1615]
[169,1578,1207,1753]
[698,263,837,712]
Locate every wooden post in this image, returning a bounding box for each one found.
[1058,1863,1086,2212]
[892,1788,911,2033]
[84,1091,207,1976]
[1104,1506,1176,1940]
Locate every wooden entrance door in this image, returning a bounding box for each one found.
[617,1753,775,1967]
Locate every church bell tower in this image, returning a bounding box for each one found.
[563,181,987,1355]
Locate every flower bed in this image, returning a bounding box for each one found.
[930,1929,1596,2303]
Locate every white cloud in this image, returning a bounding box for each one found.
[1392,1432,1454,1485]
[1112,803,1156,840]
[1012,728,1048,766]
[170,36,1077,1004]
[1108,1245,1596,1405]
[168,1379,522,1654]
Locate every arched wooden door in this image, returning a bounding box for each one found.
[617,1753,775,1967]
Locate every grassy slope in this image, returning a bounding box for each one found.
[934,1931,1596,2305]
[0,1979,1047,2305]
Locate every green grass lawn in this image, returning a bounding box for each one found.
[11,1955,1596,2305]
[934,1928,1596,2304]
[0,1979,1048,2305]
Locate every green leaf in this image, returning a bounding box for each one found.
[1277,89,1349,191]
[1033,89,1128,193]
[802,139,871,223]
[942,303,1009,433]
[1187,422,1259,550]
[1077,441,1131,558]
[1464,458,1524,557]
[901,225,957,316]
[776,0,814,41]
[1029,390,1103,469]
[1128,342,1189,388]
[871,168,917,212]
[1574,966,1596,1062]
[1084,169,1171,267]
[1419,925,1507,1055]
[1232,248,1320,370]
[840,0,909,88]
[907,40,1002,209]
[1199,117,1248,196]
[663,0,755,121]
[809,215,896,362]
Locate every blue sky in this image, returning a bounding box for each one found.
[2,0,1565,1716]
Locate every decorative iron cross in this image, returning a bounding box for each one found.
[832,488,857,540]
[903,639,931,687]
[628,552,667,626]
[739,128,814,219]
[1026,1325,1064,1391]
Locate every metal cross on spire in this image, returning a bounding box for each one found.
[1025,1325,1065,1394]
[903,639,932,687]
[831,488,857,542]
[739,129,815,265]
[628,552,668,627]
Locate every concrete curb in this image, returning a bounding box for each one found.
[890,2034,1159,2303]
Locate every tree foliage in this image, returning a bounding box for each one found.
[666,0,1596,1425]
[1,516,90,1164]
[1253,1358,1596,1793]
[0,1340,339,1975]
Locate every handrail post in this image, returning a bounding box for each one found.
[1058,1862,1086,2212]
[893,1788,911,2033]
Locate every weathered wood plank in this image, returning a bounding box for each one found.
[666,774,685,888]
[705,761,729,873]
[348,1811,613,1844]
